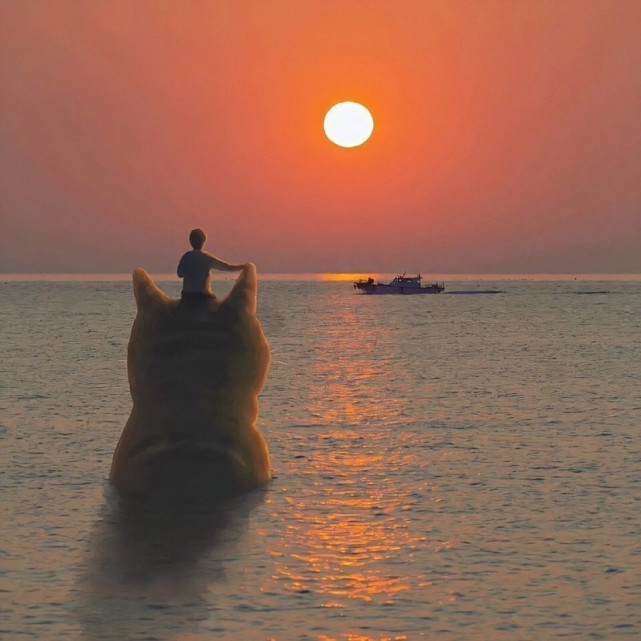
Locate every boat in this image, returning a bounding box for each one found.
[354,273,444,295]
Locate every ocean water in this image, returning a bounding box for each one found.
[2,277,640,640]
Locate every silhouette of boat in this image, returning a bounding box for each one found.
[354,273,444,295]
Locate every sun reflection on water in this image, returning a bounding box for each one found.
[261,288,466,632]
[316,635,408,641]
[269,425,430,606]
[273,502,414,603]
[304,306,404,428]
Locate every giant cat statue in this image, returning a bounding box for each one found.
[110,264,271,502]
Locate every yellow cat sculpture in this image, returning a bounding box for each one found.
[110,264,271,502]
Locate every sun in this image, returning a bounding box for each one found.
[323,101,374,148]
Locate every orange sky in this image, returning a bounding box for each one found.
[1,1,640,273]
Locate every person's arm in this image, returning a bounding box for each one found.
[205,252,246,272]
[177,254,186,277]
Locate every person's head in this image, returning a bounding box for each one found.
[189,228,207,250]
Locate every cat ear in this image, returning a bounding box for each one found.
[222,263,257,315]
[132,268,168,309]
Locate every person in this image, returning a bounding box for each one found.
[177,228,246,300]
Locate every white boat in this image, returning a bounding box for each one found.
[354,273,444,295]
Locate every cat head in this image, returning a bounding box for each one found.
[128,264,270,402]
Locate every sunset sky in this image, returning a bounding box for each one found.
[1,1,640,274]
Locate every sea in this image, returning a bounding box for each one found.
[2,275,640,640]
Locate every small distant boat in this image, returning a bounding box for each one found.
[354,273,444,295]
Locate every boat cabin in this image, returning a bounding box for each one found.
[390,274,423,288]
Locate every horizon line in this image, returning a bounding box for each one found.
[1,272,640,282]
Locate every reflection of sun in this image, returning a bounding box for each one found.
[265,299,456,612]
[317,273,372,282]
[277,481,414,602]
[305,307,402,427]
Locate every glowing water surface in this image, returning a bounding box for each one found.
[2,278,640,639]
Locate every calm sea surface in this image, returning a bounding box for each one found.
[2,278,640,640]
